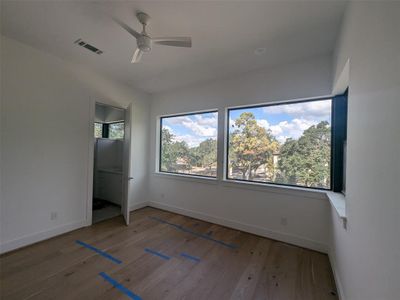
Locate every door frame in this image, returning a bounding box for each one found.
[86,99,128,226]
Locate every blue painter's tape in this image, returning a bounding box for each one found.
[76,240,122,264]
[181,252,201,263]
[99,272,141,300]
[148,216,238,249]
[144,248,171,260]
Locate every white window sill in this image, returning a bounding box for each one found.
[153,172,218,185]
[221,179,328,199]
[326,191,347,228]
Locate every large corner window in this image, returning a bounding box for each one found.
[227,99,333,190]
[159,111,218,178]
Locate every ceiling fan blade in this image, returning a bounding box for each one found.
[131,48,143,63]
[112,17,141,39]
[152,37,192,48]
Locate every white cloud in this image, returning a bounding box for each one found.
[163,125,173,133]
[263,100,331,121]
[256,117,314,142]
[165,115,217,137]
[173,134,205,148]
[270,118,318,142]
[181,120,217,137]
[194,114,218,126]
[163,113,218,147]
[256,119,270,130]
[269,124,283,136]
[233,115,320,143]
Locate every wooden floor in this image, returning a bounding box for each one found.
[0,207,338,300]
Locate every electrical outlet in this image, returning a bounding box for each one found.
[280,217,288,226]
[50,211,58,220]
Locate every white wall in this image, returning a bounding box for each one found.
[329,3,400,300]
[148,55,333,252]
[95,104,125,123]
[0,36,151,253]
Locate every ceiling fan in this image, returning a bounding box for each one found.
[113,12,192,63]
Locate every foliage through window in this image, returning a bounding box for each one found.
[94,123,103,138]
[227,99,332,189]
[160,111,218,177]
[109,122,124,139]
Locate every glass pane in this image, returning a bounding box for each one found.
[160,111,218,177]
[228,99,331,189]
[94,123,102,138]
[109,122,124,139]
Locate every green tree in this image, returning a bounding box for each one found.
[161,128,189,171]
[109,122,124,139]
[278,121,331,188]
[94,123,103,138]
[171,140,190,169]
[161,128,175,171]
[198,139,217,169]
[229,112,279,180]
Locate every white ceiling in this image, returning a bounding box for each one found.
[1,1,347,94]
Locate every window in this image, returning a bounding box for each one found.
[159,111,218,177]
[108,122,125,139]
[94,123,103,138]
[227,99,332,189]
[94,122,124,139]
[331,91,348,193]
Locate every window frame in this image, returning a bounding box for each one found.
[96,121,125,139]
[158,109,219,179]
[101,123,109,138]
[107,121,125,140]
[225,97,335,191]
[331,90,348,194]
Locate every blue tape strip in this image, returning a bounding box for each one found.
[181,252,201,263]
[99,272,141,300]
[148,216,238,249]
[76,240,122,264]
[144,248,171,260]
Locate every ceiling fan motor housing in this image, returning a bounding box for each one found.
[137,35,152,52]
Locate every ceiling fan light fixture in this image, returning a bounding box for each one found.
[254,47,266,55]
[113,11,192,63]
[137,35,152,52]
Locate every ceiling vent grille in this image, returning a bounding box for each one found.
[74,39,103,55]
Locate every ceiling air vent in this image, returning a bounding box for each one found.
[74,39,103,55]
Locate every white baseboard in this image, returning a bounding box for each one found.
[0,202,148,255]
[130,201,149,212]
[148,201,328,253]
[0,220,87,254]
[328,251,345,300]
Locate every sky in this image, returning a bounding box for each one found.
[162,112,218,147]
[162,99,331,147]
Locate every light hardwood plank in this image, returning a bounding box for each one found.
[0,207,338,300]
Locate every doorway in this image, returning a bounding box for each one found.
[92,103,126,224]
